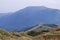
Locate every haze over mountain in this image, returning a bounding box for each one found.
[0,13,8,17]
[0,6,60,31]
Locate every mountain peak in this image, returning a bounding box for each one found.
[24,6,47,9]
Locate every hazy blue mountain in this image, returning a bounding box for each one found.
[0,6,60,31]
[0,13,12,17]
[0,13,8,17]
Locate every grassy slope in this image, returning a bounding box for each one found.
[0,26,60,40]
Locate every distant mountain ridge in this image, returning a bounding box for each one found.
[0,6,60,31]
[27,23,58,32]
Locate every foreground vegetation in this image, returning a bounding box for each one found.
[0,25,60,40]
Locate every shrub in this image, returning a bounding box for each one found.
[41,30,49,33]
[27,31,41,36]
[0,30,10,36]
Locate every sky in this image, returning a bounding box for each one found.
[0,0,60,13]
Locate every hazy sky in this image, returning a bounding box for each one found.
[0,0,60,13]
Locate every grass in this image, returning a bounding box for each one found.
[0,27,60,40]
